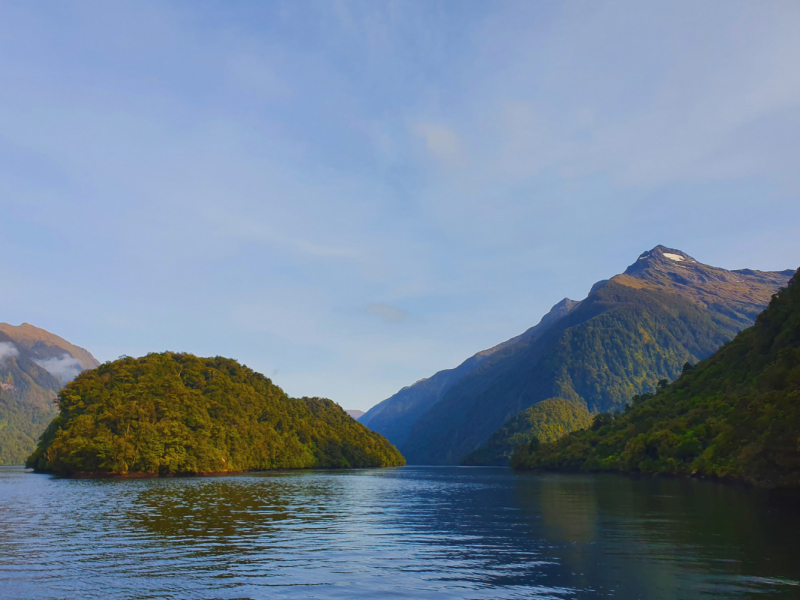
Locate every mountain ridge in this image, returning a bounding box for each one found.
[513,266,800,488]
[0,324,100,465]
[362,246,793,465]
[359,297,580,446]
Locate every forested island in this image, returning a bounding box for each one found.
[512,267,800,489]
[26,353,404,476]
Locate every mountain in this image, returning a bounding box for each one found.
[462,398,592,466]
[0,323,100,376]
[360,298,580,447]
[0,324,99,465]
[513,267,800,489]
[346,409,365,420]
[364,246,793,465]
[27,352,405,476]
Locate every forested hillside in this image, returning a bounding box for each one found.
[462,398,592,466]
[375,247,792,465]
[0,325,99,464]
[27,352,405,476]
[513,267,800,489]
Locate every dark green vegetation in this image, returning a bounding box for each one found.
[462,398,592,466]
[27,352,405,476]
[513,267,800,489]
[362,246,793,465]
[0,324,99,465]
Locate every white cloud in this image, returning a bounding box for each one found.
[34,354,84,383]
[0,342,19,362]
[227,53,292,102]
[411,122,463,166]
[366,303,409,324]
[209,210,361,261]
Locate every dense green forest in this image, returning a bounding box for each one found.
[399,248,792,465]
[27,352,405,476]
[0,348,61,465]
[0,324,99,465]
[0,388,58,466]
[462,398,592,465]
[512,268,800,489]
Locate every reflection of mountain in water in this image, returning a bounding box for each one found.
[512,473,800,597]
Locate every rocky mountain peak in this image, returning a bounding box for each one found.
[624,245,697,276]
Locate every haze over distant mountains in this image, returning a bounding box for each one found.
[0,323,100,465]
[360,246,794,465]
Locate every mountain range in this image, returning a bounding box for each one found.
[514,266,800,488]
[0,323,99,465]
[361,246,794,465]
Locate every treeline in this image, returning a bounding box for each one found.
[512,268,800,489]
[27,352,405,476]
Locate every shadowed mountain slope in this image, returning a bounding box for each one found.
[360,299,579,447]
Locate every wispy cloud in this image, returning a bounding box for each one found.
[0,342,19,362]
[226,53,293,102]
[0,1,798,411]
[34,354,83,383]
[411,122,464,167]
[207,210,361,261]
[366,303,409,324]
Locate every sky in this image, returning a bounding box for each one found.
[1,1,799,410]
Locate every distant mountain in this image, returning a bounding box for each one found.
[0,323,99,465]
[363,246,793,465]
[514,267,800,489]
[28,353,405,476]
[359,298,579,446]
[462,398,592,466]
[345,409,365,420]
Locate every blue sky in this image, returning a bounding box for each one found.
[1,1,799,410]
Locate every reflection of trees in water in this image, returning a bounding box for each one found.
[126,473,343,554]
[517,475,599,543]
[513,473,800,598]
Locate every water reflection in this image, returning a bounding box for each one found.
[0,466,798,599]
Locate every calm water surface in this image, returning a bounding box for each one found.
[1,466,799,599]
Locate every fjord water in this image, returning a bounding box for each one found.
[1,467,798,600]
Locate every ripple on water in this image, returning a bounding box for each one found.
[0,466,799,600]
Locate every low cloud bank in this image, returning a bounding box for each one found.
[34,354,84,384]
[0,342,19,362]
